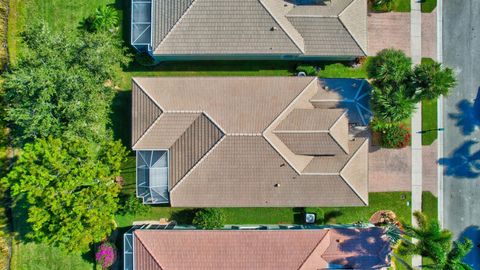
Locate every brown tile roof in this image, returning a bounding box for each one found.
[151,0,367,57]
[132,77,369,207]
[133,227,391,270]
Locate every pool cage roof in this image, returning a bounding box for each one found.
[136,150,169,204]
[131,0,152,51]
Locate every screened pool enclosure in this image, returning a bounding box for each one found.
[131,0,152,51]
[136,150,169,204]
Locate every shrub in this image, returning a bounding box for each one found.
[381,124,411,148]
[192,208,226,229]
[120,194,150,216]
[296,65,317,76]
[96,242,116,269]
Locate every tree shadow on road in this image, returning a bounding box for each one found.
[448,88,480,136]
[438,140,480,178]
[459,226,480,270]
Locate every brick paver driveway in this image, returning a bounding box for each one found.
[369,141,438,196]
[367,10,437,59]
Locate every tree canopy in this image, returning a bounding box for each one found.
[367,48,413,87]
[2,23,130,146]
[3,137,127,253]
[192,208,226,230]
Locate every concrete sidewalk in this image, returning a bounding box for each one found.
[410,0,423,267]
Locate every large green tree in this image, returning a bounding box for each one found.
[2,23,130,145]
[413,60,456,101]
[3,136,127,253]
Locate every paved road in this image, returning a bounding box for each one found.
[442,0,480,268]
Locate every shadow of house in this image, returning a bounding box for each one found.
[459,226,480,270]
[439,140,480,179]
[448,88,480,136]
[327,228,391,269]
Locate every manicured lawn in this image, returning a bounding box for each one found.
[422,98,438,145]
[422,191,438,221]
[371,0,410,12]
[421,0,437,13]
[318,62,368,79]
[10,242,93,270]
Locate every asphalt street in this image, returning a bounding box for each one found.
[442,0,480,267]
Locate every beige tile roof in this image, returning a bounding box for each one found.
[132,77,369,207]
[151,0,367,57]
[134,228,391,270]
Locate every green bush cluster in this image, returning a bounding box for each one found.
[192,208,226,230]
[368,49,455,147]
[120,195,150,216]
[380,124,411,148]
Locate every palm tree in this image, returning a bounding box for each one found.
[370,85,416,123]
[373,0,394,11]
[399,212,453,266]
[422,238,474,270]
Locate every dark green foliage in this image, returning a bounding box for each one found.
[371,85,416,123]
[399,211,453,266]
[367,49,413,87]
[381,124,411,148]
[413,61,456,101]
[192,208,226,230]
[373,0,395,11]
[296,65,318,76]
[3,137,128,253]
[82,6,119,33]
[120,195,149,216]
[442,239,474,270]
[2,23,130,146]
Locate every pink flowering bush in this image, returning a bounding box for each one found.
[96,242,116,269]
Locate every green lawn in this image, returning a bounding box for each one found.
[421,0,437,13]
[318,62,368,79]
[371,0,410,12]
[422,98,438,145]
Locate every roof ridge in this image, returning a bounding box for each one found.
[328,111,349,154]
[169,134,226,194]
[338,0,368,55]
[258,0,305,53]
[339,139,369,205]
[297,230,331,270]
[134,231,166,270]
[154,0,199,50]
[131,79,164,148]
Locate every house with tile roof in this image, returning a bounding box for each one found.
[131,0,367,60]
[126,227,391,270]
[132,77,369,207]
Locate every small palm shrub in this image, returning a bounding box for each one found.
[381,124,411,148]
[82,6,119,33]
[296,65,318,76]
[192,208,226,229]
[413,60,456,101]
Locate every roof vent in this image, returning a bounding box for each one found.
[274,183,280,187]
[270,26,277,31]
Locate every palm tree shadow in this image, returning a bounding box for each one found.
[458,226,480,270]
[439,140,480,178]
[448,88,480,136]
